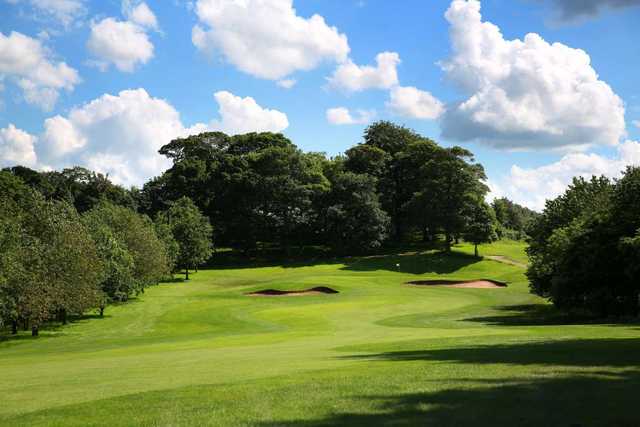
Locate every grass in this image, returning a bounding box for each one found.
[1,241,638,426]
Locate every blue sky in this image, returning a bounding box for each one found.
[1,0,639,209]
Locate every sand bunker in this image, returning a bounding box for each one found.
[407,279,507,289]
[246,286,339,297]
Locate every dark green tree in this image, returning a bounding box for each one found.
[464,201,498,257]
[157,197,213,280]
[320,163,389,253]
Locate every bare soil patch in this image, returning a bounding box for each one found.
[246,286,339,297]
[407,279,507,289]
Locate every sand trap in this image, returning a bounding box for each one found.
[407,279,507,289]
[246,286,339,297]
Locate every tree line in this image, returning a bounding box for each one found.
[138,121,532,255]
[0,172,212,336]
[527,168,640,317]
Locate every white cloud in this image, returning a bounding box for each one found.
[387,85,444,120]
[34,88,288,187]
[191,0,350,80]
[41,114,87,158]
[440,0,625,150]
[211,91,289,135]
[87,17,154,72]
[328,51,400,92]
[633,120,640,129]
[6,0,86,28]
[326,107,375,125]
[277,78,297,89]
[492,140,640,210]
[0,31,80,110]
[0,124,38,167]
[36,89,187,186]
[122,1,159,31]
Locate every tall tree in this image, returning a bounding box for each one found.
[356,121,423,241]
[157,197,213,280]
[464,201,498,257]
[320,163,389,253]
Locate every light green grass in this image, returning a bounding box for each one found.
[1,242,638,426]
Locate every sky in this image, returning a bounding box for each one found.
[1,0,640,210]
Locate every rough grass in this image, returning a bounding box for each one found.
[1,242,638,426]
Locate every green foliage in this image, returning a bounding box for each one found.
[463,201,498,256]
[154,221,180,275]
[320,167,389,253]
[157,197,213,276]
[83,203,169,291]
[0,188,102,333]
[83,217,136,302]
[3,166,136,213]
[527,171,640,316]
[491,197,539,239]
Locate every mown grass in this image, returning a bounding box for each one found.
[1,242,638,426]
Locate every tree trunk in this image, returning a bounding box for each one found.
[11,320,17,335]
[444,232,452,253]
[474,244,478,258]
[23,318,29,331]
[31,325,39,337]
[60,309,67,325]
[185,269,189,280]
[99,307,104,317]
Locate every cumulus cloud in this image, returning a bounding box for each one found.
[0,124,38,167]
[191,0,350,80]
[387,86,444,120]
[87,17,154,72]
[491,140,640,210]
[440,0,625,150]
[32,88,288,187]
[328,51,400,92]
[0,31,80,110]
[5,0,87,28]
[543,0,640,22]
[326,107,375,125]
[37,89,187,186]
[211,91,289,135]
[122,1,159,31]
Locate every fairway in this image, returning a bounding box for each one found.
[1,242,638,426]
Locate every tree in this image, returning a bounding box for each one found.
[3,166,136,213]
[491,197,539,239]
[0,188,102,335]
[464,202,498,257]
[154,221,179,276]
[358,121,423,241]
[82,217,136,306]
[157,197,213,280]
[320,165,389,254]
[83,203,170,292]
[526,171,640,317]
[425,147,489,252]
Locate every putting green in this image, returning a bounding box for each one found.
[1,242,638,426]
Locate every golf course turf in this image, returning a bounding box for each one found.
[1,241,638,426]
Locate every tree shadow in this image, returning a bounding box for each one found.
[341,250,482,275]
[341,338,640,367]
[261,339,640,426]
[464,304,640,327]
[259,370,640,426]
